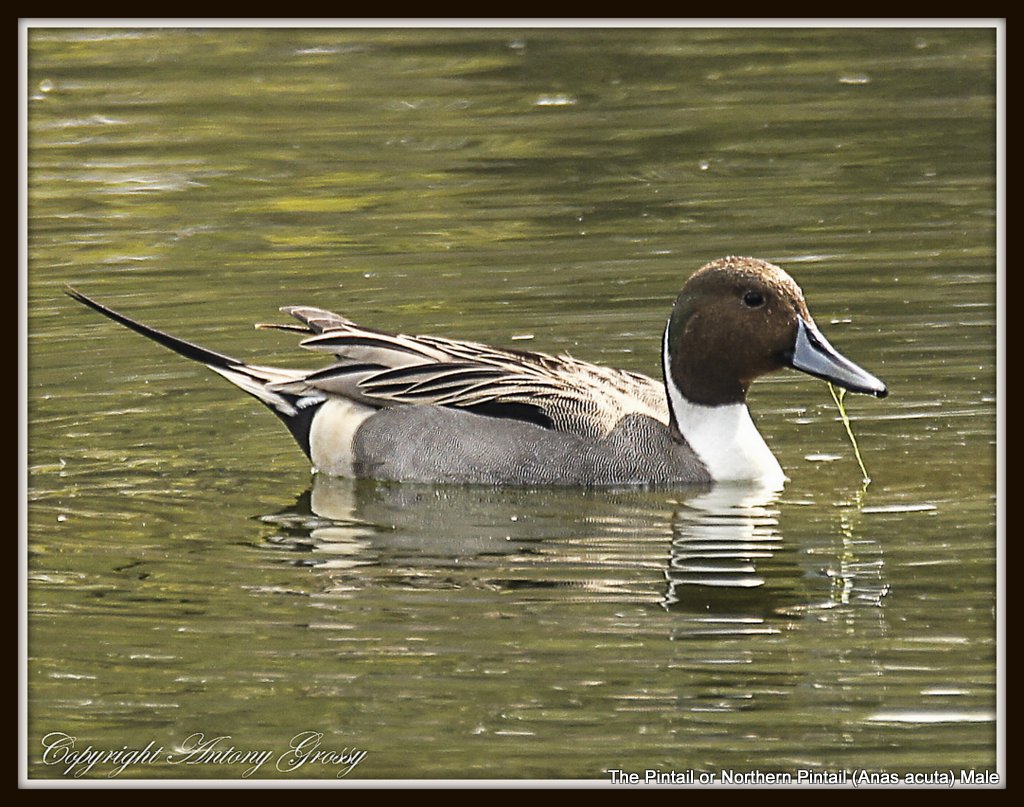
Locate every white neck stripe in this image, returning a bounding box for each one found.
[662,320,786,486]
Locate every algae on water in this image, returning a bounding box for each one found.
[828,382,871,484]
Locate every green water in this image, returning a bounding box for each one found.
[24,25,999,783]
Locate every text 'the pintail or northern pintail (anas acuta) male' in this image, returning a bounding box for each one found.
[68,256,887,488]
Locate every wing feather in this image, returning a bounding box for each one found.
[261,307,669,436]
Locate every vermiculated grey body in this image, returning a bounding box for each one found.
[351,407,711,486]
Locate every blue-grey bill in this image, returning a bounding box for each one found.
[791,318,888,398]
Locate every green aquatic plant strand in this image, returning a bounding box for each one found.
[828,382,871,485]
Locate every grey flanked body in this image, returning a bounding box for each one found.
[68,256,888,488]
[350,407,710,486]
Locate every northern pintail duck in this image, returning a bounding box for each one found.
[68,257,887,487]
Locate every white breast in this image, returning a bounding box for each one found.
[668,392,786,486]
[662,323,787,487]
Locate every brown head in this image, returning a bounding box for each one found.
[664,256,887,407]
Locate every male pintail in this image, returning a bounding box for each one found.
[68,256,887,487]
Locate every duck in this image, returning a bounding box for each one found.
[67,256,887,488]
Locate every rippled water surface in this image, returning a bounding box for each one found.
[24,25,999,783]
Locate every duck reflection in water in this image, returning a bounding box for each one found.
[661,482,797,629]
[258,477,886,629]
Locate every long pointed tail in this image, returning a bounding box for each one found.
[67,288,324,459]
[67,288,243,370]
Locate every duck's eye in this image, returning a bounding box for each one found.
[743,291,766,308]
